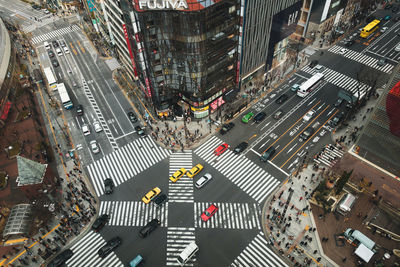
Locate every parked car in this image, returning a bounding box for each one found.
[195,173,212,189]
[275,94,288,104]
[219,122,235,135]
[104,178,114,194]
[233,141,248,154]
[47,249,73,267]
[92,214,109,232]
[98,237,122,258]
[201,204,218,222]
[127,111,138,123]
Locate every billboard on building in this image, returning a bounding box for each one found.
[309,0,348,23]
[266,1,302,69]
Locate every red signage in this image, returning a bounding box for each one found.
[122,24,138,77]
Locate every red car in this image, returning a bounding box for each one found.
[201,204,218,222]
[214,143,228,156]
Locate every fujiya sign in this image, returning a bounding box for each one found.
[138,0,188,10]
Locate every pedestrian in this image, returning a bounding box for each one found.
[342,257,347,262]
[313,250,317,254]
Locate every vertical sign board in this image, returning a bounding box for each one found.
[122,24,139,78]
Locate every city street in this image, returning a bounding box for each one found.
[1,1,399,267]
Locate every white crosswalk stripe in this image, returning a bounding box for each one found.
[168,151,194,203]
[66,231,123,267]
[328,45,394,73]
[231,232,288,267]
[105,58,121,71]
[194,202,261,229]
[99,201,168,227]
[31,25,81,44]
[313,144,344,168]
[301,65,371,100]
[166,227,196,266]
[86,138,171,197]
[194,136,280,204]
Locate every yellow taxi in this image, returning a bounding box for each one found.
[142,187,161,204]
[169,168,187,183]
[187,164,203,178]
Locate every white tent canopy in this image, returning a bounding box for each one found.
[355,243,375,263]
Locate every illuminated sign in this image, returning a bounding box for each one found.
[138,0,188,10]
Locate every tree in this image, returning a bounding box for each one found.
[335,170,353,194]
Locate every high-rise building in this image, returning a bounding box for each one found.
[239,0,303,83]
[127,0,241,118]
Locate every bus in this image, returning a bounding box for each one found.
[43,67,57,91]
[360,20,380,38]
[57,83,73,109]
[297,73,324,98]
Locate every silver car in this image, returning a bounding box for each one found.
[195,173,212,189]
[90,140,100,154]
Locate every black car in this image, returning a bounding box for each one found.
[299,127,315,142]
[92,214,109,232]
[152,193,168,206]
[52,59,59,67]
[104,178,114,194]
[31,4,41,10]
[260,146,275,162]
[219,122,235,135]
[76,105,83,116]
[309,60,318,68]
[275,94,288,104]
[254,112,266,123]
[135,125,146,137]
[48,249,73,267]
[52,40,59,48]
[233,141,248,154]
[127,111,138,123]
[329,112,345,127]
[385,4,392,10]
[139,219,160,238]
[98,237,122,258]
[48,49,55,58]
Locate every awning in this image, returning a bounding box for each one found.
[0,101,12,121]
[355,243,375,263]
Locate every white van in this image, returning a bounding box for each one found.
[337,193,356,215]
[44,41,51,50]
[177,242,198,266]
[56,48,63,56]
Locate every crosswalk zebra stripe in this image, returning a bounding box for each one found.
[32,25,81,44]
[231,232,288,267]
[328,45,394,73]
[166,227,196,266]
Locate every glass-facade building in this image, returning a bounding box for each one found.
[130,0,240,118]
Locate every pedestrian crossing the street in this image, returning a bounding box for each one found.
[231,232,288,267]
[328,45,394,73]
[66,231,123,267]
[99,201,168,227]
[301,65,371,100]
[86,138,171,197]
[168,151,194,203]
[313,144,344,168]
[194,202,261,230]
[31,25,81,44]
[195,136,280,204]
[166,227,196,266]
